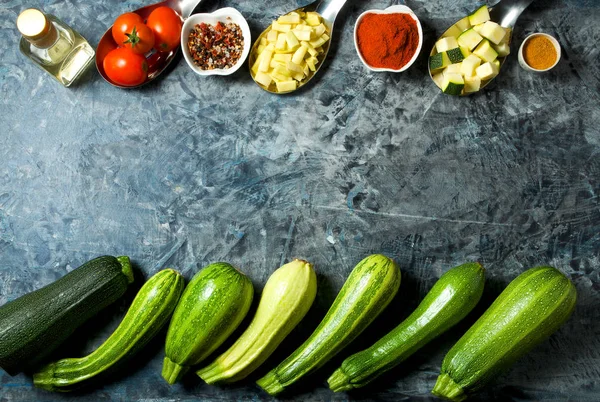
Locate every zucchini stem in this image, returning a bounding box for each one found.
[431,373,467,402]
[327,368,353,392]
[162,357,188,385]
[256,371,285,396]
[117,256,134,284]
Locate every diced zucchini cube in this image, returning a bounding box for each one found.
[254,71,273,87]
[432,72,444,89]
[436,36,459,53]
[473,39,498,62]
[464,76,481,93]
[276,80,297,92]
[475,61,499,80]
[499,27,512,44]
[469,5,490,26]
[479,21,507,45]
[461,54,482,76]
[458,28,483,51]
[442,24,463,39]
[447,47,469,63]
[442,73,465,96]
[492,41,510,57]
[472,23,485,34]
[429,52,451,72]
[455,16,471,32]
[492,59,501,70]
[444,63,462,75]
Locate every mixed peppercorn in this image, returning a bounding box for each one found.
[187,20,244,70]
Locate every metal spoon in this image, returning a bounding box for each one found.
[428,0,534,95]
[95,0,202,88]
[248,0,349,94]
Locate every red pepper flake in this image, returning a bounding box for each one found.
[187,19,244,70]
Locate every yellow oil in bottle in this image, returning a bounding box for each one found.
[17,9,94,87]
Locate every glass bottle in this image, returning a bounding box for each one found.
[17,9,95,87]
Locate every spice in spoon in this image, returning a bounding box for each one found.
[356,13,419,70]
[523,35,557,70]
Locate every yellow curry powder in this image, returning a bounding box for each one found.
[523,35,557,70]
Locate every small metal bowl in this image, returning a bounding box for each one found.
[518,33,561,72]
[354,5,423,73]
[181,7,251,76]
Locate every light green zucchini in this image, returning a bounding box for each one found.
[162,262,254,384]
[197,259,317,384]
[33,269,184,392]
[328,262,485,392]
[257,254,401,396]
[432,266,577,401]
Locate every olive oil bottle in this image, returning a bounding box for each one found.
[17,9,95,87]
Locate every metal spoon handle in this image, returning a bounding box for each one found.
[490,0,534,28]
[316,0,348,24]
[168,0,203,18]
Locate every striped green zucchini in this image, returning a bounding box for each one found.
[197,259,317,384]
[257,254,401,396]
[32,269,184,392]
[329,262,485,392]
[432,266,577,401]
[162,262,254,384]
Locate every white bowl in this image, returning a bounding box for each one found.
[181,7,251,76]
[354,5,423,73]
[518,33,561,72]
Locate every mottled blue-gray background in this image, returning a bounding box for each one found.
[1,0,599,400]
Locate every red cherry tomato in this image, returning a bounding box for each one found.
[146,7,182,52]
[112,13,155,54]
[103,48,148,87]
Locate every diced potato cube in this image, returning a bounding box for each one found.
[276,80,297,92]
[436,36,459,53]
[251,53,263,74]
[273,53,292,62]
[303,63,309,76]
[287,61,304,73]
[278,13,301,24]
[260,37,268,46]
[479,21,506,45]
[257,45,265,54]
[270,59,285,68]
[273,64,292,76]
[272,22,291,32]
[315,46,324,53]
[292,71,304,81]
[291,45,307,65]
[276,33,287,50]
[254,71,273,87]
[271,71,289,82]
[310,34,329,48]
[305,12,321,26]
[314,23,326,37]
[475,61,499,80]
[293,29,312,41]
[259,49,273,72]
[464,76,481,92]
[461,54,482,76]
[267,30,278,42]
[306,57,316,71]
[285,31,300,50]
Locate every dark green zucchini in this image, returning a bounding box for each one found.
[257,254,401,396]
[328,262,485,392]
[432,266,577,401]
[0,255,134,375]
[33,268,184,392]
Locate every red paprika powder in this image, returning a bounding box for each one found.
[356,13,419,70]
